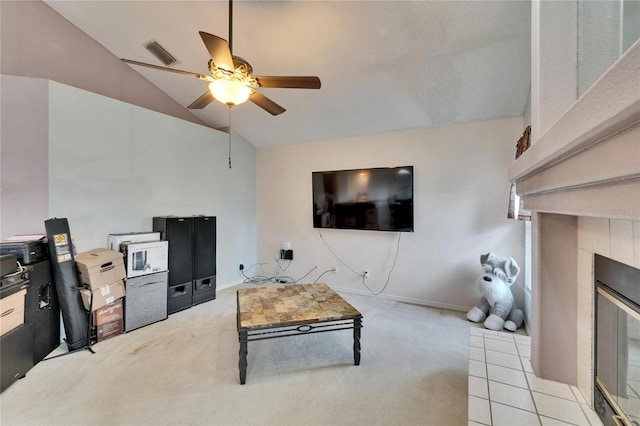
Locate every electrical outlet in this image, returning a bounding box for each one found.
[239,263,244,271]
[331,266,338,273]
[363,269,369,278]
[280,249,293,260]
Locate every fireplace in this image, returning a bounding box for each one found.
[594,254,640,426]
[508,39,639,419]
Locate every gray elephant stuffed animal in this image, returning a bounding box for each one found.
[466,252,524,332]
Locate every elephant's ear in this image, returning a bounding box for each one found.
[504,258,521,284]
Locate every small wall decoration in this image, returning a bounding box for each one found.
[508,125,532,220]
[515,125,531,159]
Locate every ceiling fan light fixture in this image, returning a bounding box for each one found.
[209,79,251,106]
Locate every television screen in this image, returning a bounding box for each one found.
[312,166,414,232]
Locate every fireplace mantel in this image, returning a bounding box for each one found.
[509,42,640,221]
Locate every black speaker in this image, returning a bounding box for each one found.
[167,283,193,314]
[153,217,193,287]
[153,216,217,312]
[154,217,194,314]
[24,260,60,364]
[194,216,216,278]
[193,216,216,305]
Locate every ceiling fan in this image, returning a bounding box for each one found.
[121,0,321,116]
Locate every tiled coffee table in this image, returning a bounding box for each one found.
[236,283,363,384]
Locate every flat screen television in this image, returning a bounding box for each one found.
[312,166,414,232]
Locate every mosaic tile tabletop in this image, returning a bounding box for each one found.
[237,283,361,331]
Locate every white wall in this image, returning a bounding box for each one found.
[0,0,206,128]
[530,0,578,143]
[577,0,623,96]
[257,117,525,310]
[0,76,50,238]
[1,76,257,287]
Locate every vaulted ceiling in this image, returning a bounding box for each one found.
[44,1,531,148]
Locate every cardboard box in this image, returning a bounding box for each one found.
[75,248,126,290]
[120,240,168,278]
[0,289,27,336]
[107,232,160,251]
[93,298,124,341]
[80,280,126,311]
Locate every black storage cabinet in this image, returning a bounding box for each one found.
[24,260,60,364]
[153,216,216,314]
[1,323,33,392]
[1,281,33,392]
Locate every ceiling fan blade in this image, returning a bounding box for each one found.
[187,90,215,109]
[255,76,321,89]
[199,31,234,72]
[249,91,286,116]
[121,59,211,81]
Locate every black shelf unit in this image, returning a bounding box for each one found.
[153,216,216,314]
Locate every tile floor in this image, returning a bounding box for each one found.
[468,328,604,426]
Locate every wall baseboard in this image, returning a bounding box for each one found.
[217,280,470,312]
[331,285,469,313]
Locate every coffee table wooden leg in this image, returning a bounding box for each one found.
[353,317,362,365]
[239,330,248,384]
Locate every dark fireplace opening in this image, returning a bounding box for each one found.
[595,254,640,426]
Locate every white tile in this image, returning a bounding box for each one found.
[570,386,587,404]
[610,220,634,266]
[575,358,593,406]
[485,333,515,343]
[470,335,484,348]
[487,364,528,388]
[577,217,610,256]
[513,334,532,344]
[526,373,576,400]
[468,422,487,426]
[468,395,491,425]
[533,392,590,425]
[516,343,531,358]
[488,380,536,412]
[577,248,593,291]
[539,415,575,425]
[485,338,518,355]
[469,376,489,399]
[497,331,517,340]
[522,357,534,373]
[470,327,488,336]
[469,359,487,378]
[581,403,604,426]
[470,346,486,362]
[490,401,541,426]
[486,349,523,370]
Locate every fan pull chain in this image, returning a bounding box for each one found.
[228,106,232,169]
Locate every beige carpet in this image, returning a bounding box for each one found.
[0,284,472,425]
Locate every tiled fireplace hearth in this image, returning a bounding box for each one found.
[505,42,640,424]
[468,328,603,425]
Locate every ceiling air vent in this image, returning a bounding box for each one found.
[144,40,179,66]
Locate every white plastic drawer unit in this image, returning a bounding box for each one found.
[124,271,168,332]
